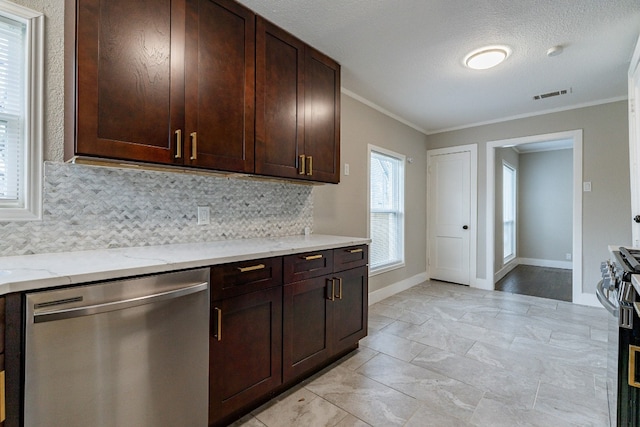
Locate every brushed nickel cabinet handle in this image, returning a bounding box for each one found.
[306,156,313,176]
[326,279,335,301]
[237,264,266,273]
[190,132,197,160]
[301,254,323,261]
[175,129,182,159]
[348,248,363,254]
[299,154,306,175]
[334,277,343,300]
[214,307,222,341]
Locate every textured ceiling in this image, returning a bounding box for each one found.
[237,0,640,134]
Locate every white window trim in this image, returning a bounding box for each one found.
[367,144,405,276]
[502,160,516,263]
[0,1,43,221]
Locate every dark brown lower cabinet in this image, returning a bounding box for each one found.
[331,266,368,355]
[282,265,368,383]
[209,286,282,425]
[282,276,331,383]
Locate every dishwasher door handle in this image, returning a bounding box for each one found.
[33,282,208,324]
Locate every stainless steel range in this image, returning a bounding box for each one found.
[598,247,640,426]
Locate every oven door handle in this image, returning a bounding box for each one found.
[596,279,617,315]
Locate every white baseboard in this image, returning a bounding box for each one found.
[494,259,519,283]
[519,257,572,269]
[472,278,493,290]
[368,272,428,305]
[573,292,600,307]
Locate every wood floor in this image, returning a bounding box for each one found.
[494,264,572,302]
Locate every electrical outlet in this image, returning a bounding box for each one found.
[583,182,592,192]
[566,253,572,260]
[197,206,210,225]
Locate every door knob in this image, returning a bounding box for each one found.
[463,225,469,230]
[635,215,640,224]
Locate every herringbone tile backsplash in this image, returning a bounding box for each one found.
[0,162,313,256]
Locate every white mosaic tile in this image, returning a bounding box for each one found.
[0,162,313,256]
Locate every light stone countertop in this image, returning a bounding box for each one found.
[0,234,370,295]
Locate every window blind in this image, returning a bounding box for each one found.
[370,150,404,270]
[0,14,25,203]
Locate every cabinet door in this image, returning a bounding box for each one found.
[304,47,341,183]
[209,287,282,423]
[331,266,368,355]
[255,17,305,179]
[75,0,185,164]
[282,276,331,383]
[185,0,255,172]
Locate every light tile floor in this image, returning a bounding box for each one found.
[231,280,610,427]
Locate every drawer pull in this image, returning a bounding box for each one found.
[214,307,222,341]
[306,156,313,176]
[237,264,266,273]
[302,254,323,261]
[347,248,363,254]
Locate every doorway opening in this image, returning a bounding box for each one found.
[485,130,585,304]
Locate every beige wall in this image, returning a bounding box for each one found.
[13,0,65,161]
[518,149,573,262]
[314,94,428,293]
[428,101,631,294]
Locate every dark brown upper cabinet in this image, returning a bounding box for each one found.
[255,18,341,183]
[303,47,341,183]
[75,0,254,171]
[184,0,255,172]
[75,0,184,164]
[73,0,339,182]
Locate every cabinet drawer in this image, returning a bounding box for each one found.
[284,250,333,283]
[333,245,368,272]
[211,257,282,300]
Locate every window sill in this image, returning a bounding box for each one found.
[369,261,405,277]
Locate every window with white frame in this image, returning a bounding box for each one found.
[0,2,43,221]
[369,146,405,273]
[503,162,516,262]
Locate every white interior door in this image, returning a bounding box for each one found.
[428,150,471,285]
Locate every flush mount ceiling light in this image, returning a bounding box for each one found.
[464,46,511,70]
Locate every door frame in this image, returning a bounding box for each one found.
[485,130,585,304]
[426,144,478,287]
[628,34,640,246]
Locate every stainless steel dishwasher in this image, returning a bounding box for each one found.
[24,268,210,427]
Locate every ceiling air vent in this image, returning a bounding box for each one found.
[533,88,570,100]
